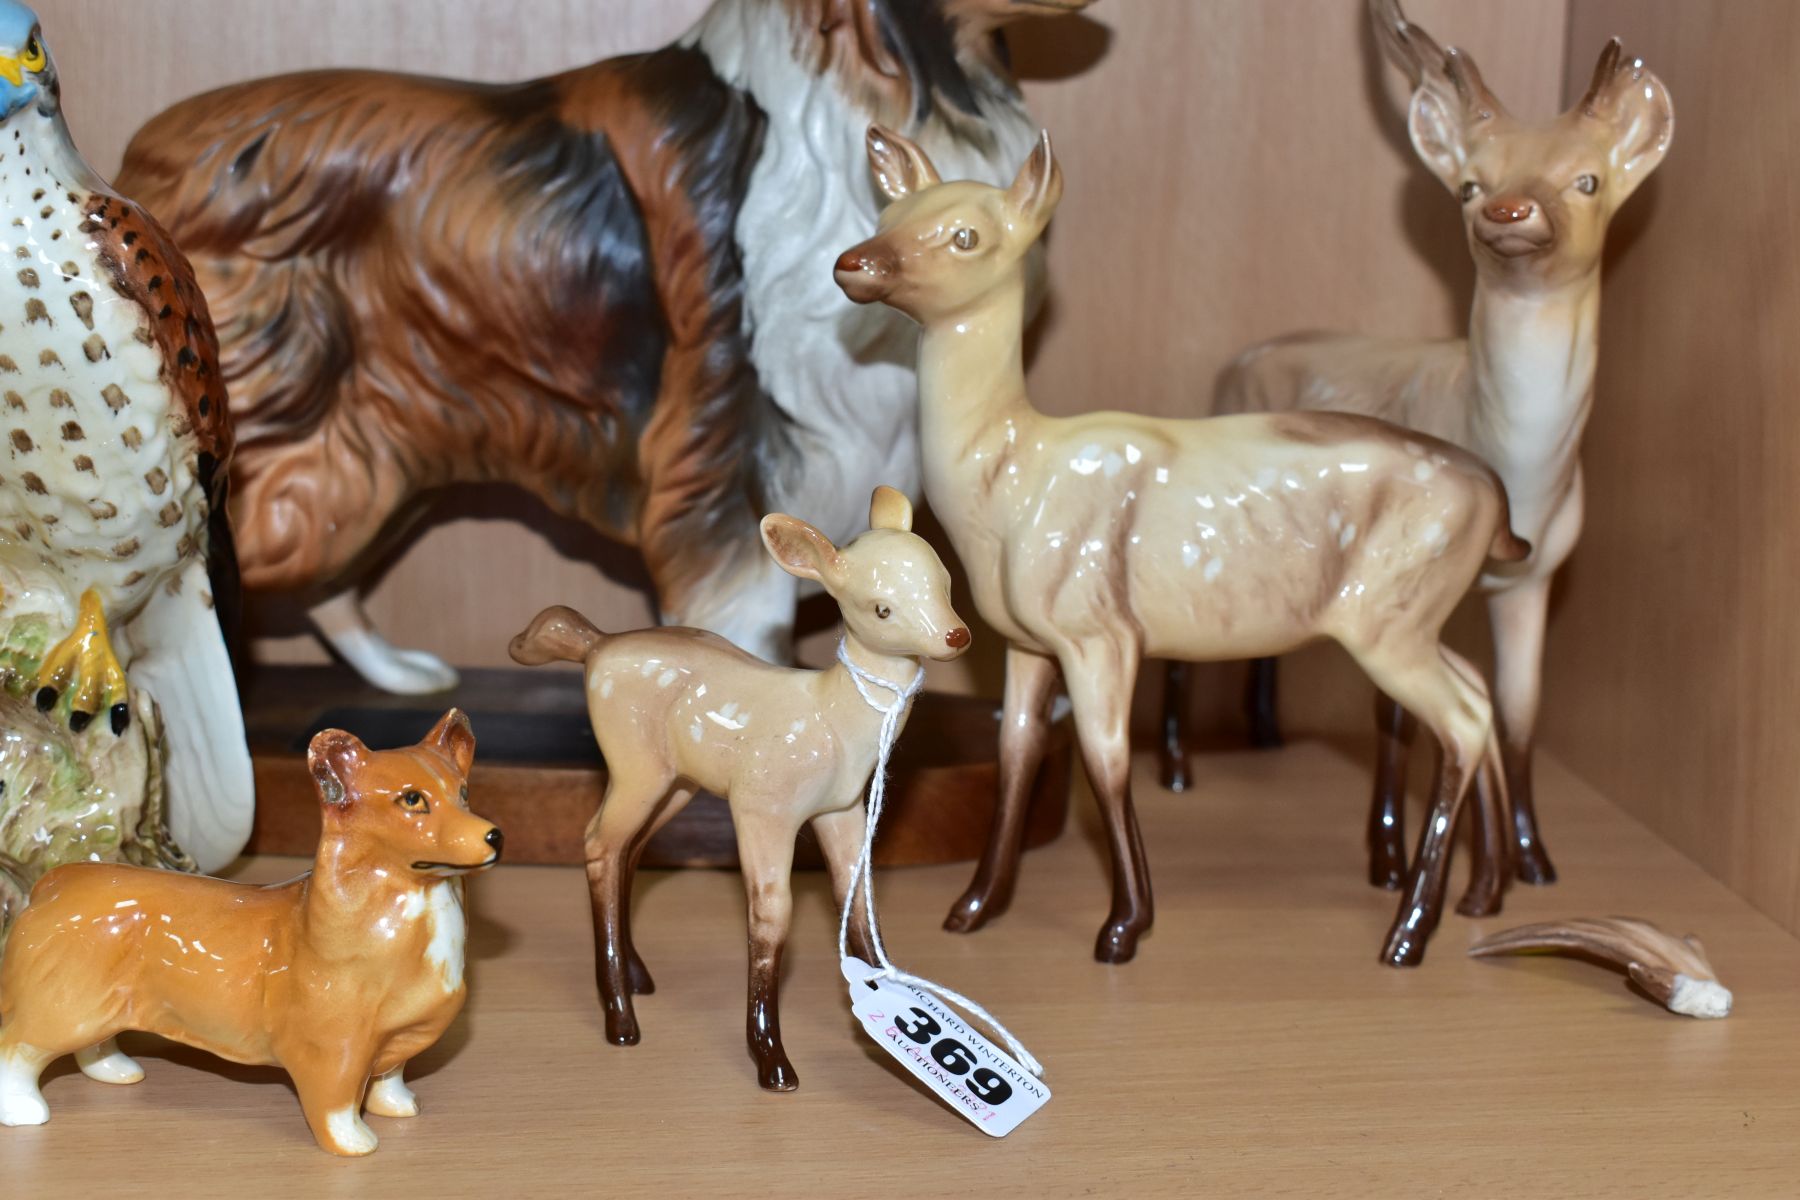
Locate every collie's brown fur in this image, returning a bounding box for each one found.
[115,0,1087,629]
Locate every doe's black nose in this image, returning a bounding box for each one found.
[485,827,505,856]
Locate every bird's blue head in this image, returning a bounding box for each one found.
[0,2,51,121]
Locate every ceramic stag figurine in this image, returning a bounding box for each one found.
[0,0,251,930]
[837,127,1531,967]
[0,710,500,1156]
[510,487,968,1089]
[1163,0,1675,891]
[115,0,1093,696]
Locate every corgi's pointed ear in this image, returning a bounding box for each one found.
[867,123,941,203]
[869,485,914,532]
[761,513,842,584]
[426,708,476,776]
[307,727,367,808]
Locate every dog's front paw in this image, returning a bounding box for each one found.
[323,1107,380,1156]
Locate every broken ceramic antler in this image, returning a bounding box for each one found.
[1468,917,1732,1019]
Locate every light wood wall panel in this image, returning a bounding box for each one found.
[1544,1,1800,934]
[36,1,1568,711]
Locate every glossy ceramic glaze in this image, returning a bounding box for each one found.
[1171,0,1675,889]
[115,0,1088,696]
[837,127,1525,967]
[0,709,500,1156]
[0,0,250,897]
[1469,917,1731,1019]
[510,486,968,1090]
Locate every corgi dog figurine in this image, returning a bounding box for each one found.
[0,709,502,1157]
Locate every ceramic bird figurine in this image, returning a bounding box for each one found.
[0,0,251,914]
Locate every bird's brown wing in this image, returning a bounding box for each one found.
[83,192,239,641]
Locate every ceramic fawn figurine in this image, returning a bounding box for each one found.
[1163,0,1675,891]
[837,126,1531,967]
[0,710,501,1156]
[509,486,969,1090]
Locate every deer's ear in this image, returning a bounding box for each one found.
[1408,85,1470,190]
[869,486,913,532]
[1597,67,1673,200]
[867,124,941,203]
[761,513,842,584]
[425,708,476,776]
[1006,130,1063,229]
[307,728,367,808]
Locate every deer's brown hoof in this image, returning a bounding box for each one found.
[1515,843,1557,886]
[756,1057,799,1092]
[1368,839,1407,891]
[1247,722,1284,751]
[1381,922,1431,968]
[603,1003,641,1046]
[1094,919,1145,964]
[943,887,1006,934]
[1455,878,1505,919]
[1159,754,1191,793]
[627,956,656,995]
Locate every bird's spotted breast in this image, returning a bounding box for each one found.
[0,146,207,624]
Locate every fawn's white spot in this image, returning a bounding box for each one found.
[1070,444,1104,475]
[1421,521,1446,554]
[690,720,704,743]
[1254,466,1278,490]
[1203,557,1225,583]
[656,668,677,688]
[1181,542,1201,569]
[1338,522,1357,549]
[1102,451,1125,478]
[598,677,614,699]
[1413,460,1436,482]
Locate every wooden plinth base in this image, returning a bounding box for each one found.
[240,665,1071,868]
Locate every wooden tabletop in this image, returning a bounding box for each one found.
[7,741,1799,1196]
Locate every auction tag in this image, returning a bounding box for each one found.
[841,957,1050,1137]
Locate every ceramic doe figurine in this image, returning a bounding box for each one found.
[0,710,500,1157]
[1163,0,1675,890]
[837,127,1530,967]
[0,1,252,930]
[510,487,968,1090]
[116,0,1091,696]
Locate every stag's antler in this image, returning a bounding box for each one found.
[1469,916,1733,1018]
[1577,36,1657,118]
[1369,0,1505,121]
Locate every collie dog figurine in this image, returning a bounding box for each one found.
[0,709,502,1157]
[115,0,1095,695]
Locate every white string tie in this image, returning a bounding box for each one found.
[834,639,1044,1077]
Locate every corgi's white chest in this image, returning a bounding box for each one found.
[409,881,466,995]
